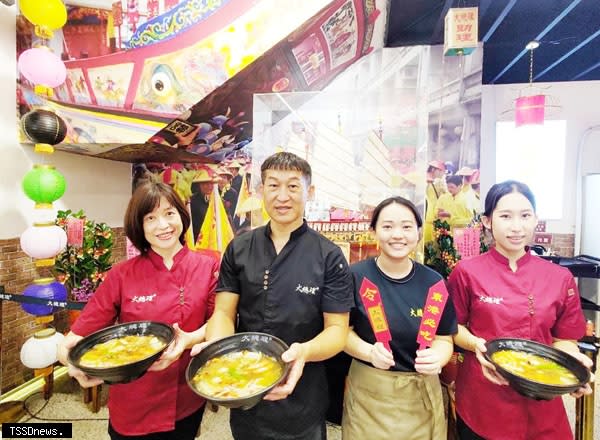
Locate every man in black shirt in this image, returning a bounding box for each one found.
[205,152,354,440]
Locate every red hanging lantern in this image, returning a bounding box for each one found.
[515,95,545,127]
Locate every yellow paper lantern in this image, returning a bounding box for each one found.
[19,0,67,39]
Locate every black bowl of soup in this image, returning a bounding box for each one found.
[68,321,174,384]
[484,338,591,400]
[186,332,290,410]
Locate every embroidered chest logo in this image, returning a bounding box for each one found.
[296,284,319,295]
[410,308,423,318]
[479,295,504,305]
[132,293,157,303]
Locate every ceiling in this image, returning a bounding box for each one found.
[386,0,600,84]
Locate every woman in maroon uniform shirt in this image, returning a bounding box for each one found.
[58,181,219,440]
[448,180,594,440]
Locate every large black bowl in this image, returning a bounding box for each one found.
[68,321,174,384]
[484,338,591,400]
[186,332,290,410]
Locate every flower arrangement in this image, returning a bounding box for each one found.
[425,219,461,278]
[53,209,114,302]
[425,215,490,279]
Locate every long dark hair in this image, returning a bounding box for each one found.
[370,196,423,229]
[483,180,536,217]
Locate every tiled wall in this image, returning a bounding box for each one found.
[0,228,126,393]
[549,233,575,258]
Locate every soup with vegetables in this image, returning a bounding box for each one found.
[192,350,283,399]
[491,350,579,386]
[80,335,166,368]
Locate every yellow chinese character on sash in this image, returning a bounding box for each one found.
[419,330,433,341]
[416,308,423,317]
[368,305,388,332]
[432,292,443,302]
[362,287,376,301]
[426,305,440,315]
[423,318,437,328]
[410,308,416,317]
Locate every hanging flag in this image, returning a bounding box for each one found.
[416,279,450,350]
[234,172,250,217]
[358,277,392,351]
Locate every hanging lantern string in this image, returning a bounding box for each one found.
[529,48,534,86]
[525,40,539,89]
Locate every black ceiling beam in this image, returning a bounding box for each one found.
[482,0,516,42]
[490,0,583,83]
[431,0,454,43]
[535,28,600,80]
[572,59,600,81]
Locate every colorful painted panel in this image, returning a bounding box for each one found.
[66,68,92,105]
[127,0,231,49]
[148,0,378,164]
[321,0,358,69]
[88,63,134,107]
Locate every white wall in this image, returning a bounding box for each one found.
[481,81,600,235]
[0,5,131,240]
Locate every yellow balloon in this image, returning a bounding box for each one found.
[20,0,67,31]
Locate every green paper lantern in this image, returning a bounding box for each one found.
[22,165,66,206]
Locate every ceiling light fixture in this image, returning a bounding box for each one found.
[502,40,560,127]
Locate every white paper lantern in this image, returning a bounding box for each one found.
[20,222,67,259]
[20,327,65,369]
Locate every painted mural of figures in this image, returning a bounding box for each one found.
[217,168,239,222]
[137,63,188,113]
[424,160,447,243]
[190,169,217,244]
[456,166,480,215]
[127,0,140,33]
[228,159,244,194]
[435,175,472,230]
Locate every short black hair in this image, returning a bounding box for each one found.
[260,152,312,185]
[446,175,463,186]
[483,180,536,217]
[370,196,423,229]
[124,181,190,253]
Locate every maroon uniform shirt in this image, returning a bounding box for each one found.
[72,247,218,435]
[448,248,585,440]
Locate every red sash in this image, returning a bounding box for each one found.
[416,279,450,350]
[358,277,392,351]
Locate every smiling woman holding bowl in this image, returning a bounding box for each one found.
[448,180,594,440]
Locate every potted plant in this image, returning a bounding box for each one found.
[53,210,114,311]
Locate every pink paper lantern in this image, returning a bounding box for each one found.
[18,47,67,89]
[20,223,67,260]
[515,95,545,127]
